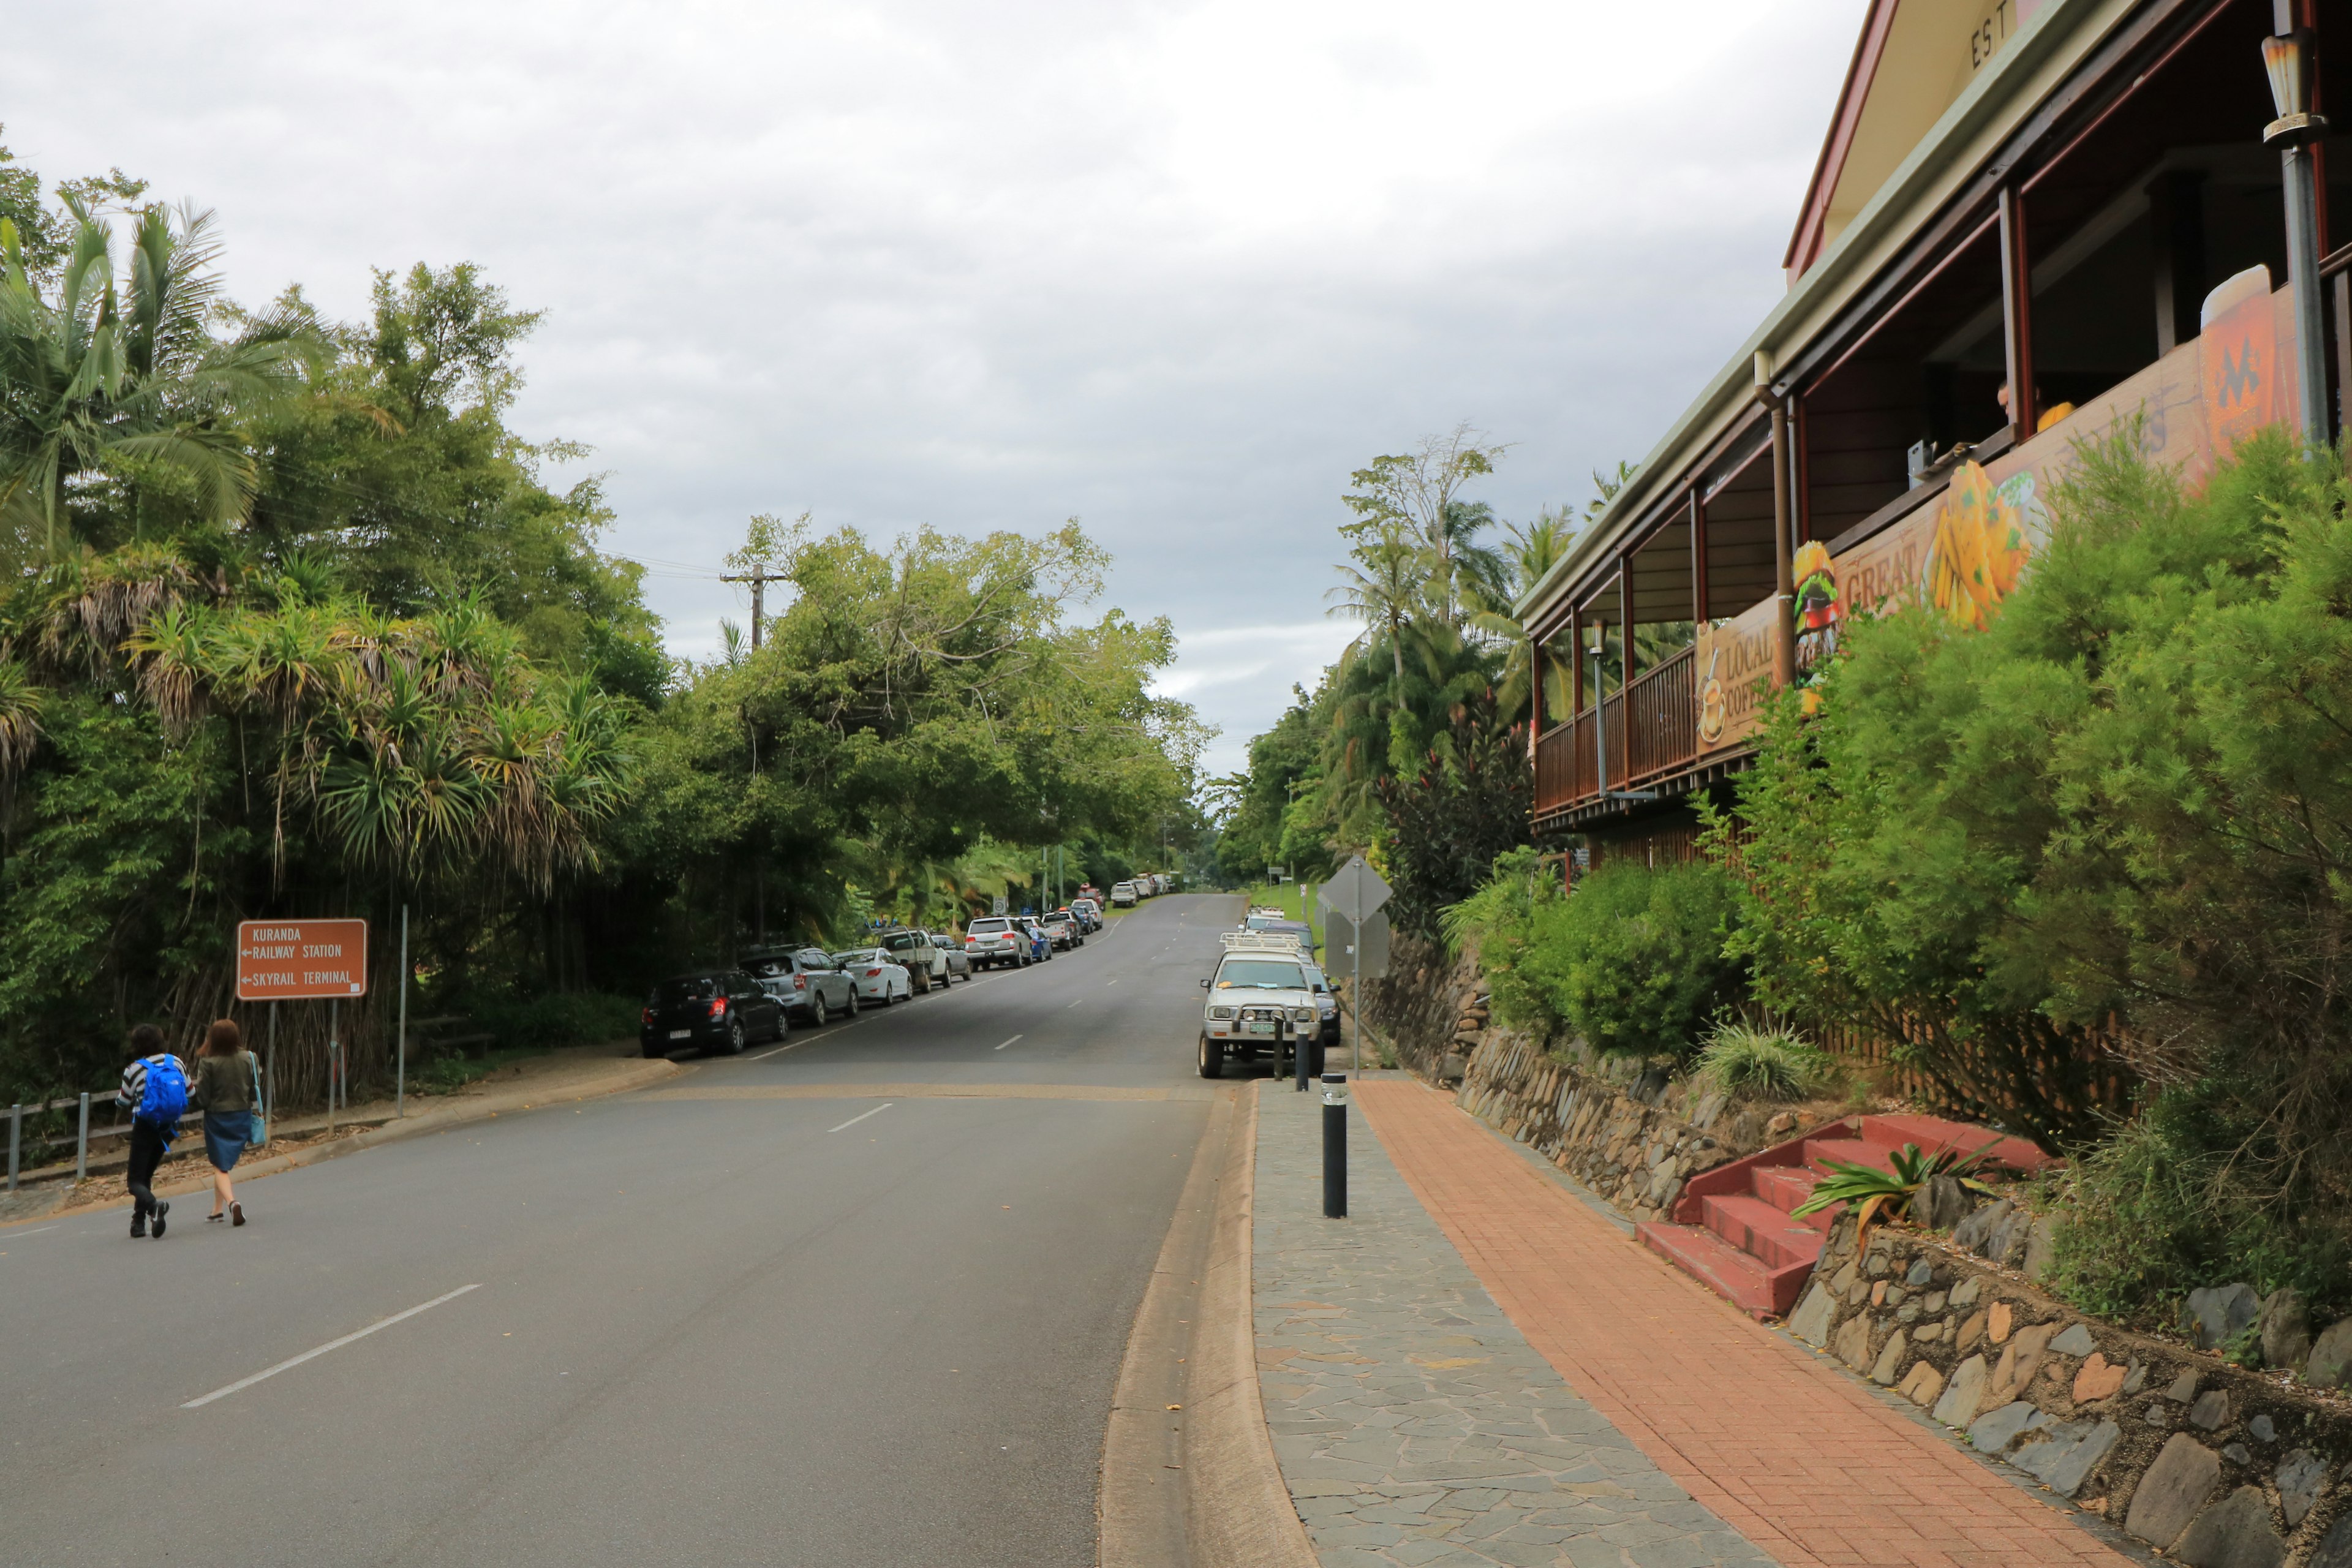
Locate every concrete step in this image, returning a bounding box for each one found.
[1750,1164,1822,1213]
[1700,1193,1827,1272]
[1636,1221,1814,1318]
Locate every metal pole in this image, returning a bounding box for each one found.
[1352,913,1362,1080]
[397,904,410,1119]
[75,1092,89,1183]
[7,1102,18,1191]
[1292,1016,1307,1093]
[2283,143,2330,448]
[328,998,339,1136]
[268,1001,277,1137]
[1322,1072,1348,1218]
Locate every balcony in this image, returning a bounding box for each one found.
[1534,643,1702,824]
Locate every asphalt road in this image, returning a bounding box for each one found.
[2,894,1237,1567]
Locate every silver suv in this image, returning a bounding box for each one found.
[963,917,1030,970]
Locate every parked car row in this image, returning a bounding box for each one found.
[639,926,982,1057]
[961,897,1102,971]
[1106,872,1177,908]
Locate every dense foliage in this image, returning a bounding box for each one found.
[1210,427,1600,887]
[0,146,1204,1115]
[1441,850,1744,1060]
[1712,429,2352,1316]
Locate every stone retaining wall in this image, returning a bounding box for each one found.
[1788,1218,2352,1566]
[1447,1028,1842,1227]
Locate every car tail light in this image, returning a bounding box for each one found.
[709,997,728,1018]
[641,1007,655,1025]
[794,974,807,989]
[864,967,882,977]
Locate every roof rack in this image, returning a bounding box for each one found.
[1221,930,1306,954]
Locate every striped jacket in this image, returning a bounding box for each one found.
[115,1054,189,1115]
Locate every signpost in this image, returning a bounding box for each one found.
[1316,856,1392,1080]
[236,919,369,1134]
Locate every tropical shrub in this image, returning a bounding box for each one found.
[1712,427,2352,1314]
[1439,846,1564,1035]
[1520,859,1743,1061]
[1375,688,1529,942]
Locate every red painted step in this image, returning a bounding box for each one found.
[1635,1220,1786,1316]
[1700,1194,1825,1272]
[1642,1112,2052,1321]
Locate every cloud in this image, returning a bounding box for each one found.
[0,0,1858,784]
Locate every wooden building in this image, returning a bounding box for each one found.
[1518,0,2343,858]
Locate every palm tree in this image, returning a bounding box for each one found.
[0,202,309,557]
[1325,521,1422,690]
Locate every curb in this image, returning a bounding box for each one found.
[1185,1084,1318,1567]
[5,1055,684,1229]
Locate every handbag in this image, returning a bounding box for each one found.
[246,1054,268,1148]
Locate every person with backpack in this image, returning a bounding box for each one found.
[189,1018,260,1226]
[115,1024,188,1240]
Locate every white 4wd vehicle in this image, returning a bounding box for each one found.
[878,927,949,992]
[1108,881,1138,907]
[1197,932,1322,1079]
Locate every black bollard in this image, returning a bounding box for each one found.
[1292,1018,1308,1092]
[1321,1071,1347,1217]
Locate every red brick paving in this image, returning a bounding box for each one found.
[1354,1079,2132,1568]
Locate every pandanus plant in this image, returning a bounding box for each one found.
[1791,1139,2002,1252]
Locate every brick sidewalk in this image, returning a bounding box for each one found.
[1355,1079,2132,1568]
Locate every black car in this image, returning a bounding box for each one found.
[642,970,785,1057]
[741,947,861,1024]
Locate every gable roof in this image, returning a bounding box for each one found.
[1786,0,2054,282]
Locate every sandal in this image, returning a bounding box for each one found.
[206,1212,225,1223]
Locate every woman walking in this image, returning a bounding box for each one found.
[190,1019,260,1226]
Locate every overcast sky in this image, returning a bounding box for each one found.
[0,1,1857,778]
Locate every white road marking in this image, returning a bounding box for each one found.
[1066,1000,1084,1009]
[993,1035,1022,1050]
[10,1226,58,1236]
[827,1104,893,1134]
[181,1283,484,1409]
[746,1040,802,1061]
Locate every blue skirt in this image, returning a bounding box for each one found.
[203,1110,254,1172]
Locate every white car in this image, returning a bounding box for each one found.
[1197,933,1322,1079]
[831,948,914,1005]
[1109,881,1138,907]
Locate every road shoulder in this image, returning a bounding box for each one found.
[1100,1078,1319,1568]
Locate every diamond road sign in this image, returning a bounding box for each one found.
[1317,854,1392,926]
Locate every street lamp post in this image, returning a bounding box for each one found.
[2264,25,2332,448]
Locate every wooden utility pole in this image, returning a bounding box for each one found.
[720,564,775,649]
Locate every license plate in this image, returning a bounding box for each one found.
[1247,1022,1276,1035]
[669,1029,692,1040]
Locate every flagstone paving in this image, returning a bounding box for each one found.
[1252,1079,1779,1568]
[1345,1076,2135,1568]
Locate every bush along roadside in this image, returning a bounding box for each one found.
[1787,1215,2352,1562]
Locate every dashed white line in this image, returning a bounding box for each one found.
[827,1104,893,1134]
[181,1284,484,1409]
[994,1035,1023,1050]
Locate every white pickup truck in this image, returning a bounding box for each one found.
[1196,931,1322,1079]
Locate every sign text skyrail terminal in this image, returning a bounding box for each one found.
[236,919,369,1001]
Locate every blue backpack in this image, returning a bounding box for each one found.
[137,1054,189,1137]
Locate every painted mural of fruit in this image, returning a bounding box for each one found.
[1927,461,2033,630]
[1793,540,1838,630]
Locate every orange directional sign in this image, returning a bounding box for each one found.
[236,919,369,1001]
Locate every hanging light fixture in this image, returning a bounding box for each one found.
[2263,29,2331,447]
[2263,30,2327,145]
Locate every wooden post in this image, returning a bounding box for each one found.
[1761,350,1796,692]
[1688,488,1708,623]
